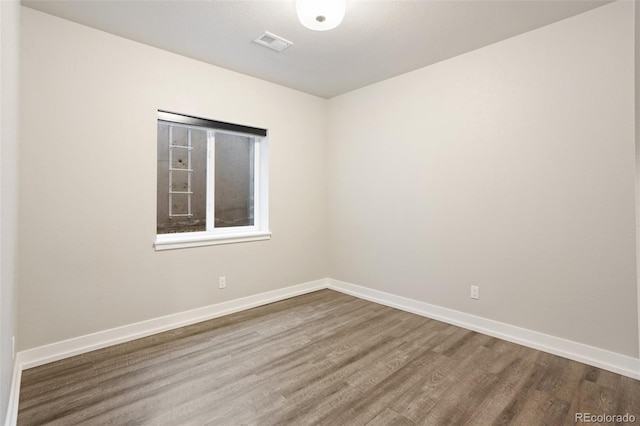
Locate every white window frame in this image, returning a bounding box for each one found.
[155,113,270,251]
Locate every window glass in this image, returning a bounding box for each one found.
[155,111,269,250]
[215,133,254,228]
[157,123,207,234]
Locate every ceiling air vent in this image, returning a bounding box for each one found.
[252,31,293,53]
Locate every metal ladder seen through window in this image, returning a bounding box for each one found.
[168,125,194,219]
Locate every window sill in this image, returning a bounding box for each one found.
[154,231,271,251]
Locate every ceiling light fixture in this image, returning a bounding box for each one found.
[296,0,346,31]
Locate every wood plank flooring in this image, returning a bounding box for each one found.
[17,290,640,425]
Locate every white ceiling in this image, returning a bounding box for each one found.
[22,0,612,99]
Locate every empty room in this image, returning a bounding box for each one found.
[2,0,640,424]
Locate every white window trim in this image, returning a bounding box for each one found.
[155,118,270,251]
[154,229,272,250]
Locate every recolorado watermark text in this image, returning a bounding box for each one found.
[575,413,636,423]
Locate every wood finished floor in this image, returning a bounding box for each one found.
[18,290,640,425]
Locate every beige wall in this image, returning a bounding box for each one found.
[17,1,640,362]
[1,0,20,419]
[636,0,640,358]
[328,1,638,357]
[18,8,328,350]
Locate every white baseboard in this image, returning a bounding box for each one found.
[5,278,327,426]
[19,278,327,371]
[4,354,22,426]
[6,277,639,426]
[327,278,640,380]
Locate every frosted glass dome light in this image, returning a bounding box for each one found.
[296,0,346,31]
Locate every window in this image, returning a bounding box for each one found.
[155,111,270,250]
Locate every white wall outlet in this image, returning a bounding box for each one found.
[218,276,226,289]
[470,285,479,300]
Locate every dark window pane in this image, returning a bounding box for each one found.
[157,123,207,234]
[214,133,254,228]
